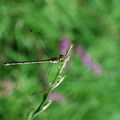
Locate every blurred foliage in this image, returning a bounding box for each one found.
[0,0,120,120]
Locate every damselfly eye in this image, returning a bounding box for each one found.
[59,54,65,58]
[59,55,65,62]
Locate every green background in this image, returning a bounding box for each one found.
[0,0,120,120]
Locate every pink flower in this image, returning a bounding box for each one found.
[0,80,14,97]
[49,92,65,103]
[60,38,71,55]
[75,45,102,76]
[91,63,102,75]
[83,53,92,67]
[75,45,85,57]
[59,37,102,76]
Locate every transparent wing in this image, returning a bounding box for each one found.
[28,44,73,120]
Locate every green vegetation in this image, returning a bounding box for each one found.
[0,0,120,120]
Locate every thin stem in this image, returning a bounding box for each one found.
[52,43,73,84]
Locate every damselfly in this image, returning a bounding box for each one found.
[2,32,73,120]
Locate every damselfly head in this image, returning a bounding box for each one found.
[59,55,65,62]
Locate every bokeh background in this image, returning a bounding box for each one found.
[0,0,120,120]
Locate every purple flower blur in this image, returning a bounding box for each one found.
[60,37,71,55]
[49,92,65,103]
[75,45,102,75]
[91,63,102,75]
[59,38,102,75]
[76,45,92,67]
